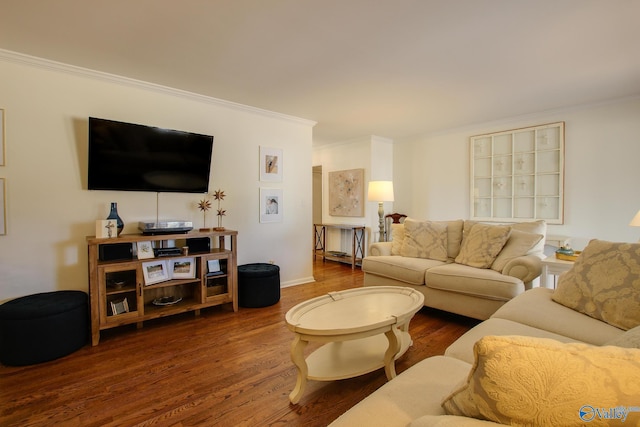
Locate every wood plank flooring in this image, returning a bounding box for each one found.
[0,259,478,427]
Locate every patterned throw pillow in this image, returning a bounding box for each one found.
[552,239,640,330]
[400,218,448,261]
[442,335,640,425]
[455,223,511,268]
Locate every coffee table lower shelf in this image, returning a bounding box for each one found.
[306,331,412,381]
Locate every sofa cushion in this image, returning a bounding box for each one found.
[444,318,586,364]
[409,415,498,426]
[362,256,446,286]
[401,219,448,261]
[552,239,640,330]
[328,356,472,427]
[442,335,640,425]
[390,223,405,255]
[492,287,624,345]
[426,264,523,302]
[455,223,511,268]
[490,230,543,272]
[605,324,640,348]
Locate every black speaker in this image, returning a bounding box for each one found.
[99,243,134,261]
[186,237,210,253]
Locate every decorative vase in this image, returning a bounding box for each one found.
[106,202,124,236]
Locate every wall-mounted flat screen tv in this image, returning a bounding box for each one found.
[88,117,214,193]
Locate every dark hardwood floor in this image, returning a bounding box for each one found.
[0,259,479,427]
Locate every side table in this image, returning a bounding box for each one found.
[540,256,575,288]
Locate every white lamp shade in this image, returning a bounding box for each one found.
[368,181,394,202]
[630,210,640,226]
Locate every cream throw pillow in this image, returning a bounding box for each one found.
[390,223,405,255]
[400,218,448,261]
[442,335,640,426]
[552,239,640,330]
[455,223,511,268]
[606,325,640,349]
[490,230,543,272]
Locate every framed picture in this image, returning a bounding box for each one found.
[142,260,170,286]
[207,259,221,273]
[259,146,282,182]
[110,297,129,315]
[136,241,155,259]
[0,109,4,166]
[170,257,196,279]
[0,178,5,235]
[328,168,365,217]
[260,188,283,223]
[96,220,118,238]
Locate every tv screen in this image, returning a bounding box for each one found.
[88,117,214,193]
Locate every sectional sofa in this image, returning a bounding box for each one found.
[363,219,547,320]
[329,239,640,426]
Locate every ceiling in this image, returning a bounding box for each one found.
[1,0,639,145]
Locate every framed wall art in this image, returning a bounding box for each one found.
[470,122,565,224]
[259,146,283,182]
[260,188,283,223]
[328,168,365,217]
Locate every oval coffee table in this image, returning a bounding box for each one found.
[285,286,424,404]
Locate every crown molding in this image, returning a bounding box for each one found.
[0,49,316,128]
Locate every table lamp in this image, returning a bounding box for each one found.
[368,181,394,242]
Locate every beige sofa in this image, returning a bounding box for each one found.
[330,239,640,427]
[363,219,547,320]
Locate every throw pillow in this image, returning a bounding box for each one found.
[390,223,405,255]
[442,335,640,426]
[605,325,640,349]
[400,218,448,261]
[455,223,511,268]
[490,230,544,272]
[552,239,640,330]
[511,220,547,255]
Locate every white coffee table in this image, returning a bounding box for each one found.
[285,286,424,404]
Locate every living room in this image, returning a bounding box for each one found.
[1,1,640,425]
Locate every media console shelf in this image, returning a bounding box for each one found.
[87,229,237,346]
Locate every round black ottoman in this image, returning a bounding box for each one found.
[238,263,280,308]
[0,290,89,366]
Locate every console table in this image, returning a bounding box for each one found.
[313,223,365,269]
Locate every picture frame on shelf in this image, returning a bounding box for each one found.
[110,297,129,315]
[207,259,223,275]
[136,241,154,259]
[142,260,170,286]
[96,219,118,238]
[259,146,283,182]
[260,188,283,223]
[169,257,196,279]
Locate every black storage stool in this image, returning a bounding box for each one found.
[238,263,281,308]
[0,290,89,366]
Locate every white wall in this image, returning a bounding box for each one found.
[394,96,640,250]
[0,52,315,301]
